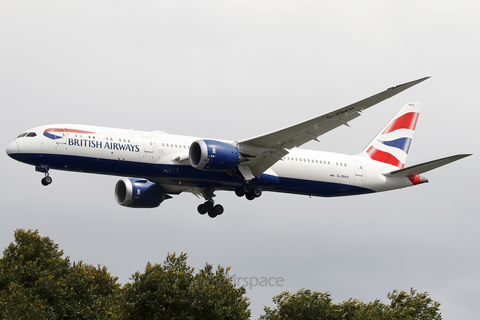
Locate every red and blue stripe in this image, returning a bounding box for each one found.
[43,128,95,140]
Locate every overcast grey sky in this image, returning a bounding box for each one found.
[1,1,479,318]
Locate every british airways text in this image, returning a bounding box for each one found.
[68,138,140,152]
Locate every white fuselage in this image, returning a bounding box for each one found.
[7,124,417,198]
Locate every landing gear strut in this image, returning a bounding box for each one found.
[36,165,52,186]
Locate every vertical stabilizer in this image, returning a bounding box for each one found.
[362,102,421,169]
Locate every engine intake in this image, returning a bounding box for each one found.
[189,140,241,171]
[115,178,165,208]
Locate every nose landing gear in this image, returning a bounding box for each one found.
[36,165,52,186]
[41,174,52,186]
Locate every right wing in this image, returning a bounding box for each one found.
[237,77,430,178]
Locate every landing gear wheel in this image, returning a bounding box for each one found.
[245,193,256,201]
[235,186,245,197]
[213,204,224,215]
[205,203,223,218]
[244,186,262,200]
[251,186,262,198]
[207,208,217,218]
[204,201,214,212]
[41,176,52,186]
[197,204,207,215]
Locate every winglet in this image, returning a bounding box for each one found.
[386,76,431,93]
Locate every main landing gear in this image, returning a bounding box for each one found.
[196,184,262,218]
[36,165,52,186]
[197,201,224,218]
[196,188,224,218]
[234,183,262,201]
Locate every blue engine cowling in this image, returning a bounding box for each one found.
[189,139,241,171]
[115,178,165,208]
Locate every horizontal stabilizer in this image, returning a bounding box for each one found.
[383,154,472,177]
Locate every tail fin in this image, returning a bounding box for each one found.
[362,102,421,169]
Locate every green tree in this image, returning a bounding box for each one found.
[260,288,441,320]
[260,289,340,320]
[122,252,251,320]
[0,229,121,319]
[0,229,442,320]
[386,288,441,320]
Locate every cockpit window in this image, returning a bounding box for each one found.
[16,132,37,138]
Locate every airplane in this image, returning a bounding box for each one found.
[5,77,471,218]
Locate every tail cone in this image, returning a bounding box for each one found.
[408,174,429,185]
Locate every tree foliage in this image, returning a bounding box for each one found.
[0,229,442,320]
[0,229,250,320]
[122,252,251,320]
[0,229,121,319]
[259,288,441,320]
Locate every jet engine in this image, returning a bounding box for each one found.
[189,140,241,171]
[115,178,166,208]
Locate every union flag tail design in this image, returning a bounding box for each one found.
[363,102,421,169]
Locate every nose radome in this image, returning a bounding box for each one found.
[6,141,18,159]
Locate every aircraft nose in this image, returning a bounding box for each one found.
[6,141,18,159]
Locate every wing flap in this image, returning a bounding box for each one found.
[247,148,289,177]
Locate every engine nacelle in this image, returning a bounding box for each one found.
[189,139,241,171]
[115,178,165,208]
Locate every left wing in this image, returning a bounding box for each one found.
[236,77,430,178]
